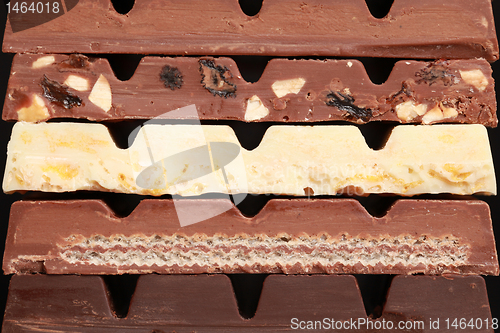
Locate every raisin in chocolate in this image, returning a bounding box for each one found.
[160,65,183,90]
[199,59,237,98]
[10,90,31,110]
[387,81,413,104]
[59,54,91,69]
[40,75,82,109]
[415,61,455,86]
[325,91,372,121]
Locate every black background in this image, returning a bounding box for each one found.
[0,0,499,327]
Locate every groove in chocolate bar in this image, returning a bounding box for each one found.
[2,275,494,332]
[4,55,496,126]
[3,199,497,275]
[3,0,498,60]
[46,118,396,153]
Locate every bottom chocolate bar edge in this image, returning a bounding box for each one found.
[2,275,494,332]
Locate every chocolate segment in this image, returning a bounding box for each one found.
[3,55,497,126]
[3,275,494,332]
[3,199,498,275]
[3,0,498,60]
[3,123,496,196]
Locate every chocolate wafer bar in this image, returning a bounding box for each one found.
[3,0,498,60]
[2,275,495,332]
[4,199,498,275]
[4,55,497,125]
[3,123,495,196]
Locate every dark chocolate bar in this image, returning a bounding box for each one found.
[2,274,495,332]
[3,0,498,60]
[3,199,498,275]
[4,55,497,125]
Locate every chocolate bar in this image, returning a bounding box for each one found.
[3,0,498,60]
[3,55,497,125]
[3,199,498,275]
[2,274,494,332]
[3,122,495,196]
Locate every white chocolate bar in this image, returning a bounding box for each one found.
[3,123,495,196]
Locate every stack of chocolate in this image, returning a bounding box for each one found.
[1,0,499,331]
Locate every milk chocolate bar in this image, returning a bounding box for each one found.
[4,55,497,125]
[2,275,494,332]
[4,199,498,275]
[3,0,498,60]
[3,123,495,196]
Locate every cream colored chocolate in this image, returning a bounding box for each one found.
[3,123,495,196]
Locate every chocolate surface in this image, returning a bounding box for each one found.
[3,55,497,125]
[2,0,498,59]
[2,0,500,331]
[3,199,498,275]
[2,275,494,332]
